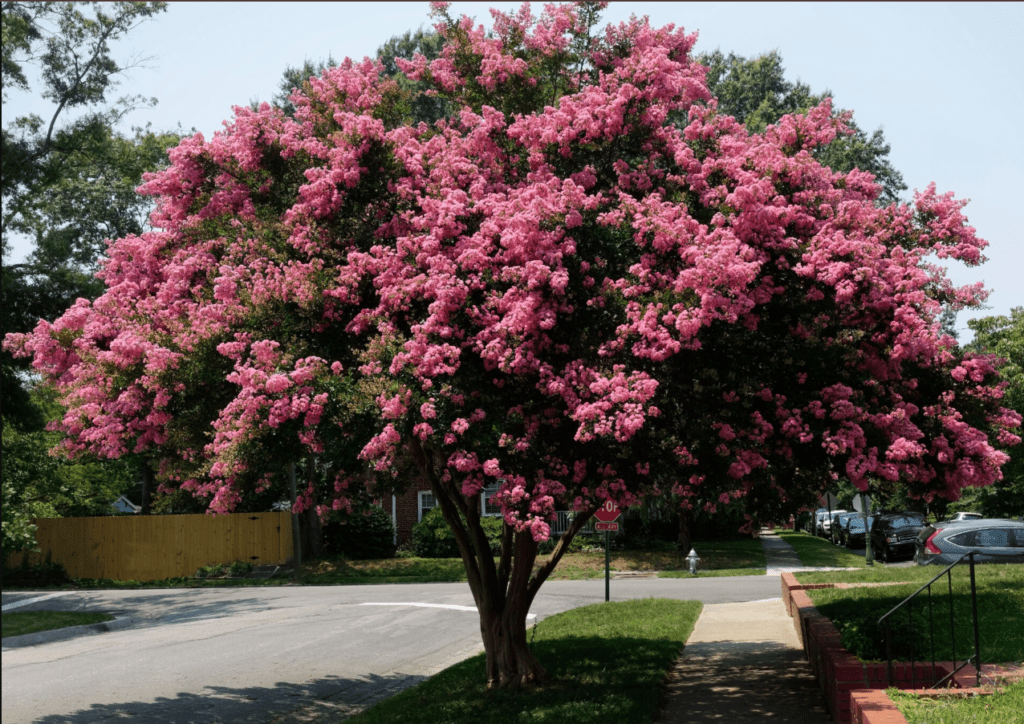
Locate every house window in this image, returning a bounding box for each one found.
[418,491,437,521]
[482,484,501,517]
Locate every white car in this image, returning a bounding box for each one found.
[820,510,847,537]
[946,512,983,522]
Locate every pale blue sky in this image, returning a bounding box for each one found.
[7,2,1022,338]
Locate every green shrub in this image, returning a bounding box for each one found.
[411,508,505,558]
[538,532,592,555]
[322,504,397,560]
[194,560,253,578]
[619,508,680,550]
[2,556,70,587]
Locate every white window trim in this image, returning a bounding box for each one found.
[481,483,501,517]
[418,490,437,522]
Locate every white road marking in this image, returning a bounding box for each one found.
[361,602,537,619]
[1,591,75,612]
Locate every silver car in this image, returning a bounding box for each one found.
[915,519,1024,566]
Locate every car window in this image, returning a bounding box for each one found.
[890,516,922,528]
[948,532,973,546]
[974,529,1011,547]
[1014,529,1024,547]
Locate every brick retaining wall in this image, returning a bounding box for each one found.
[780,572,1017,723]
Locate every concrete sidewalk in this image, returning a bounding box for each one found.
[656,531,833,723]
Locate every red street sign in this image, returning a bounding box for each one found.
[594,500,621,522]
[595,522,619,532]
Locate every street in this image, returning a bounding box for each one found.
[2,576,780,723]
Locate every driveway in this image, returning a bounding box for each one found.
[2,576,780,723]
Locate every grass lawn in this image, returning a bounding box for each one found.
[802,564,1024,663]
[888,680,1024,724]
[2,610,113,639]
[774,529,869,569]
[290,538,766,584]
[37,539,765,588]
[347,598,703,724]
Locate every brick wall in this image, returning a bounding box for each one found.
[393,485,428,545]
[782,573,965,723]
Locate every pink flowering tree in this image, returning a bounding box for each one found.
[6,2,1020,687]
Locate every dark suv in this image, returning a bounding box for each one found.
[830,512,858,545]
[869,513,926,562]
[841,514,875,549]
[915,519,1024,566]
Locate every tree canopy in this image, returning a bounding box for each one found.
[957,308,1024,516]
[5,2,1019,687]
[2,1,175,427]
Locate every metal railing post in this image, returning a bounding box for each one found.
[969,552,981,687]
[948,568,956,682]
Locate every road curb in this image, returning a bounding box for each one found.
[1,616,133,650]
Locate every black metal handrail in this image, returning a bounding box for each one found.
[877,551,981,689]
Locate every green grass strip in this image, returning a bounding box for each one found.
[2,610,113,638]
[349,598,703,724]
[658,567,765,579]
[19,541,767,589]
[888,681,1024,724]
[794,563,1023,586]
[774,530,869,569]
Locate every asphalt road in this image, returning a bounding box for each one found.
[2,576,781,723]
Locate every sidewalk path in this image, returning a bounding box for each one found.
[656,530,832,723]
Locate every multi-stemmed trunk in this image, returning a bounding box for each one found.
[407,438,594,688]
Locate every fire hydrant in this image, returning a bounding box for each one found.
[686,548,700,574]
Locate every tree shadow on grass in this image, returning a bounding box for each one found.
[29,671,428,724]
[351,636,689,724]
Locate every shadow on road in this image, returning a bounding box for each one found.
[4,590,280,628]
[28,671,426,724]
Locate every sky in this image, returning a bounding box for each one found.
[6,1,1023,340]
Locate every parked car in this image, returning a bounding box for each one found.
[915,519,1024,566]
[807,508,829,535]
[820,510,847,538]
[841,514,875,549]
[831,512,859,545]
[870,513,927,562]
[813,509,834,537]
[945,512,983,522]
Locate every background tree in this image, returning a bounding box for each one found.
[6,2,1019,689]
[701,50,907,205]
[952,308,1024,517]
[262,28,447,127]
[2,1,173,426]
[261,55,338,117]
[376,27,447,126]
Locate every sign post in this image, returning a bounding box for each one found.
[594,500,622,602]
[855,493,873,567]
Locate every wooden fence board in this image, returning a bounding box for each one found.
[7,513,294,581]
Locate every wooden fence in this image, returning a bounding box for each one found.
[9,512,293,581]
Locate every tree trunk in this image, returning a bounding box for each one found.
[677,508,692,554]
[402,437,597,689]
[301,455,323,559]
[140,461,154,515]
[480,602,547,688]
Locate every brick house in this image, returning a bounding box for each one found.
[386,482,590,546]
[387,482,504,546]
